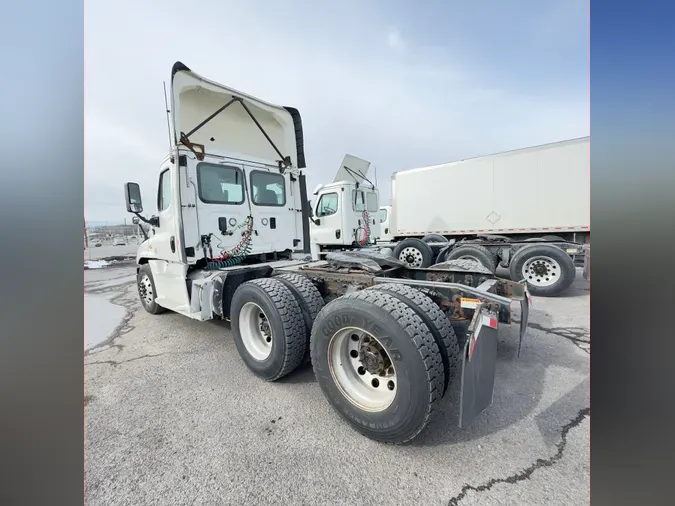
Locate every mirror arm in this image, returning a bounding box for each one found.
[134,212,159,228]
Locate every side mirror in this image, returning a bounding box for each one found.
[131,216,140,225]
[125,182,143,213]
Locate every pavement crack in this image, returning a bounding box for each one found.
[447,407,590,506]
[86,353,167,367]
[515,320,590,354]
[85,284,140,354]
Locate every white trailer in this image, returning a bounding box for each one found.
[123,62,532,445]
[383,137,589,244]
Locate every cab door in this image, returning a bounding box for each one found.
[310,190,345,246]
[247,167,297,253]
[191,159,249,258]
[147,160,191,313]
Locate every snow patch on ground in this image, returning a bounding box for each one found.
[85,260,109,269]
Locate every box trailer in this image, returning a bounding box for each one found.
[385,137,589,242]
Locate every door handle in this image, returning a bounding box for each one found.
[170,236,176,253]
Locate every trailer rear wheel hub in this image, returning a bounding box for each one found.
[522,255,561,287]
[399,247,423,268]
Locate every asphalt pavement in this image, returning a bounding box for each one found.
[85,265,589,506]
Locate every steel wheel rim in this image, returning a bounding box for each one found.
[239,302,273,361]
[327,326,397,412]
[522,255,561,287]
[399,246,423,267]
[139,275,154,306]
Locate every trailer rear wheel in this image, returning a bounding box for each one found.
[137,264,167,314]
[367,283,459,396]
[274,272,325,363]
[443,244,497,273]
[393,238,434,268]
[509,244,576,296]
[310,290,444,444]
[231,278,307,381]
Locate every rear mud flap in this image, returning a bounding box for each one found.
[519,290,530,357]
[459,310,499,429]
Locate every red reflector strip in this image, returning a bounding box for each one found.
[481,314,498,329]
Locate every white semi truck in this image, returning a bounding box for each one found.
[124,62,531,445]
[312,139,589,296]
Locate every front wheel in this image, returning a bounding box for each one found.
[509,244,576,296]
[137,264,166,314]
[310,289,444,444]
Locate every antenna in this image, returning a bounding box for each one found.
[163,81,172,149]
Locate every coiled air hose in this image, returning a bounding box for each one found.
[355,209,371,247]
[206,216,254,269]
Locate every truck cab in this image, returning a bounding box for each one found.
[308,154,380,257]
[124,62,309,317]
[310,180,380,248]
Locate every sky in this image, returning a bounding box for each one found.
[85,0,589,224]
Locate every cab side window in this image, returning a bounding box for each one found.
[316,193,338,217]
[158,169,171,211]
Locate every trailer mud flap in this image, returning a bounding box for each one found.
[459,310,499,428]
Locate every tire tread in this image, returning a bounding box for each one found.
[239,278,306,380]
[313,289,444,443]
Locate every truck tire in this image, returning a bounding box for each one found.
[509,244,576,296]
[137,264,167,314]
[367,283,459,396]
[422,234,448,244]
[393,238,434,268]
[230,278,307,381]
[274,272,325,363]
[443,244,497,273]
[310,290,444,444]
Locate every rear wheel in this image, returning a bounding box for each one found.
[509,244,576,296]
[231,278,306,381]
[310,290,444,444]
[393,238,434,268]
[444,244,497,273]
[368,283,459,396]
[137,264,166,314]
[274,272,325,363]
